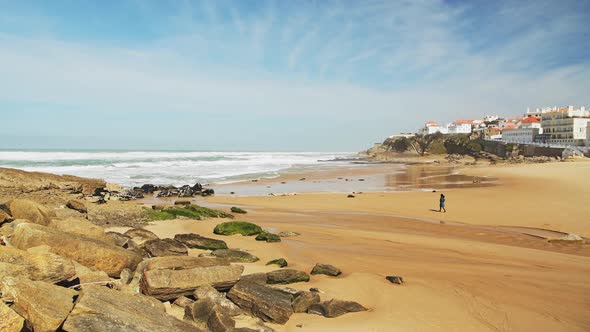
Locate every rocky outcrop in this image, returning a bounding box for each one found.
[0,246,76,283]
[0,209,13,224]
[0,276,77,332]
[63,285,200,332]
[0,199,56,226]
[144,238,188,257]
[66,199,88,214]
[48,217,111,243]
[10,223,142,277]
[307,299,367,318]
[141,264,244,300]
[213,221,263,236]
[227,281,294,324]
[310,263,342,277]
[174,233,228,250]
[266,269,310,284]
[210,249,260,263]
[0,301,25,332]
[106,231,131,247]
[278,231,300,237]
[124,228,159,246]
[239,273,268,285]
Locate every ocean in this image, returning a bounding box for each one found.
[0,150,356,188]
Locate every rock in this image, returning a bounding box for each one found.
[307,299,367,318]
[174,233,228,250]
[152,204,166,210]
[193,284,242,316]
[292,291,320,313]
[255,232,281,243]
[173,296,195,309]
[213,221,263,236]
[230,207,247,214]
[140,184,158,194]
[227,281,294,325]
[66,199,88,214]
[72,261,111,284]
[63,284,200,332]
[240,273,268,285]
[0,209,13,224]
[120,268,133,284]
[10,223,142,277]
[347,194,355,198]
[1,276,77,332]
[385,275,404,285]
[266,269,310,284]
[266,258,288,268]
[277,231,300,237]
[211,249,259,262]
[141,264,244,300]
[0,199,55,226]
[559,233,583,241]
[201,188,215,196]
[184,297,235,331]
[124,228,159,246]
[105,231,131,247]
[174,200,191,206]
[192,183,203,192]
[178,185,195,197]
[144,238,188,257]
[309,287,321,293]
[127,259,149,294]
[0,246,76,283]
[48,217,111,243]
[145,256,230,271]
[310,263,342,277]
[0,300,25,332]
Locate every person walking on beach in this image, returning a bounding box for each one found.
[439,194,446,213]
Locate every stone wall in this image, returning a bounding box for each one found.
[483,140,565,158]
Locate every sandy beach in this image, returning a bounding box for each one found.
[183,160,590,331]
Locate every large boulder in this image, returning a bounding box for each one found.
[227,281,294,324]
[72,261,111,284]
[10,223,142,277]
[307,299,367,318]
[124,228,159,246]
[146,256,230,271]
[210,249,259,262]
[266,269,310,284]
[0,199,55,226]
[141,264,244,300]
[184,297,235,332]
[310,263,342,277]
[48,217,111,243]
[144,238,188,257]
[0,246,76,283]
[213,222,263,236]
[63,285,201,332]
[66,199,88,214]
[0,301,25,332]
[174,233,228,250]
[0,277,77,332]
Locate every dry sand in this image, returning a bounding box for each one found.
[140,160,590,331]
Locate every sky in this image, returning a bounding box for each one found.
[0,0,589,151]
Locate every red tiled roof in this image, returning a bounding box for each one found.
[521,117,540,123]
[453,119,474,124]
[425,121,439,126]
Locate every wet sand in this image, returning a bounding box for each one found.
[139,160,590,331]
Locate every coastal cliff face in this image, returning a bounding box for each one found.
[0,167,106,203]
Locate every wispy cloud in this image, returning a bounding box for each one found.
[0,0,589,150]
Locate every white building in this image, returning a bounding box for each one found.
[502,117,543,144]
[483,115,499,122]
[447,120,473,134]
[541,107,590,146]
[420,121,448,135]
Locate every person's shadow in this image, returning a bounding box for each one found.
[428,209,440,212]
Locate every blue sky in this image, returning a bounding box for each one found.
[1,0,589,151]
